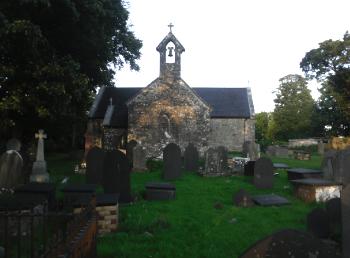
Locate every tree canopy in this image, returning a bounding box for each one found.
[0,0,142,147]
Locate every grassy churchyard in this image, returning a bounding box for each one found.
[47,152,325,258]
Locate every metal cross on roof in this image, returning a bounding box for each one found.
[168,23,174,32]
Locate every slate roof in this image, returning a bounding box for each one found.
[89,86,254,127]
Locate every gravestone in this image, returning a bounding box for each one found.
[133,145,147,172]
[275,146,289,157]
[0,150,23,188]
[318,141,325,155]
[342,185,350,258]
[6,138,21,151]
[322,149,337,181]
[333,148,350,185]
[184,143,199,172]
[126,140,137,167]
[325,197,341,236]
[233,189,254,207]
[204,146,228,176]
[243,161,255,176]
[252,194,290,206]
[163,143,182,180]
[307,207,330,238]
[85,147,105,184]
[239,229,341,258]
[102,150,132,203]
[253,157,274,189]
[242,141,259,161]
[30,130,49,183]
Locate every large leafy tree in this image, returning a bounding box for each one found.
[300,32,350,135]
[271,74,315,141]
[0,0,142,148]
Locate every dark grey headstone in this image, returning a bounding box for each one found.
[239,229,341,258]
[133,145,147,171]
[163,143,182,180]
[307,207,330,238]
[342,185,350,258]
[252,194,290,206]
[145,182,176,201]
[253,157,274,189]
[6,138,21,151]
[233,189,254,207]
[117,151,132,203]
[86,147,105,184]
[0,150,23,189]
[322,149,337,180]
[204,146,228,176]
[102,150,120,194]
[334,148,350,185]
[325,197,341,237]
[244,161,255,176]
[184,143,199,173]
[126,140,137,167]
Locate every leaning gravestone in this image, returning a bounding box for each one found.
[233,189,254,207]
[0,149,23,188]
[163,143,182,180]
[184,143,199,173]
[132,145,147,172]
[30,130,49,183]
[253,157,273,189]
[126,140,137,168]
[342,185,350,258]
[239,229,341,258]
[85,147,105,184]
[204,146,228,176]
[307,207,330,238]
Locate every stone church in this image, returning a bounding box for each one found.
[85,29,255,158]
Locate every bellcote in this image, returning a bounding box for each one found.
[156,24,185,79]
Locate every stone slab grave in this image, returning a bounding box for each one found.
[85,146,105,184]
[253,157,274,189]
[184,143,199,173]
[233,189,254,207]
[132,144,147,172]
[102,150,132,203]
[61,183,97,206]
[252,194,290,206]
[243,161,255,176]
[273,163,289,170]
[74,193,119,235]
[239,229,341,258]
[14,182,56,210]
[307,207,330,238]
[0,147,24,189]
[204,146,228,176]
[163,143,182,180]
[291,178,342,203]
[145,182,176,201]
[342,184,350,258]
[286,168,322,181]
[30,129,50,183]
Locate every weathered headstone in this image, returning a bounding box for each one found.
[342,185,350,258]
[333,148,350,185]
[318,141,325,155]
[233,189,254,207]
[204,146,228,176]
[163,143,182,180]
[242,141,259,161]
[322,149,337,180]
[126,140,137,167]
[243,161,255,176]
[239,229,341,258]
[102,150,132,203]
[307,207,330,238]
[132,145,147,172]
[6,138,21,151]
[184,143,199,173]
[85,147,105,184]
[30,130,49,183]
[0,150,23,188]
[253,157,274,189]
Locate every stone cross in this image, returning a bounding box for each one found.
[168,23,174,32]
[35,129,47,161]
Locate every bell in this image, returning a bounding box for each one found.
[168,46,174,57]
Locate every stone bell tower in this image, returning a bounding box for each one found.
[156,23,185,79]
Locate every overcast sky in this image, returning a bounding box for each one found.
[113,0,350,113]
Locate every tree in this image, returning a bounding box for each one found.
[300,32,350,136]
[271,74,315,141]
[0,0,142,148]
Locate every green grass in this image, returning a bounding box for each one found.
[46,152,323,258]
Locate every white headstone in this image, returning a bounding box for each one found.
[30,129,49,182]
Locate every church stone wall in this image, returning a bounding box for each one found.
[209,118,255,151]
[128,78,211,158]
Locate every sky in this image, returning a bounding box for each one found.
[113,0,350,113]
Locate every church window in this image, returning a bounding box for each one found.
[165,41,175,63]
